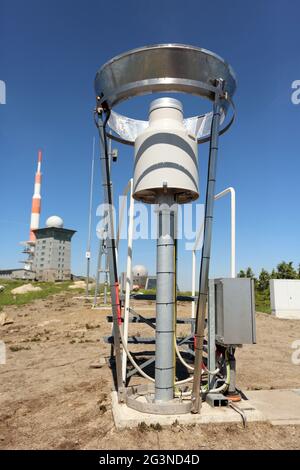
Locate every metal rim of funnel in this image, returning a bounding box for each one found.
[95,43,237,106]
[94,44,236,145]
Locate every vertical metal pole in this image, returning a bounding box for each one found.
[97,114,124,398]
[93,239,103,307]
[86,137,95,297]
[104,264,108,304]
[94,136,112,306]
[155,194,176,402]
[191,250,196,319]
[122,179,134,382]
[208,279,216,389]
[103,137,112,305]
[192,83,223,413]
[230,188,236,278]
[191,219,204,320]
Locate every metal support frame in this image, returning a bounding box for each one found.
[121,179,135,382]
[191,221,204,320]
[126,334,194,380]
[192,82,224,413]
[94,177,133,310]
[191,186,236,319]
[106,315,195,325]
[93,237,108,307]
[94,45,237,414]
[96,113,124,399]
[93,137,113,307]
[103,254,109,304]
[107,304,195,381]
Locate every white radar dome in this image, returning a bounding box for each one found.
[132,265,148,278]
[46,215,64,228]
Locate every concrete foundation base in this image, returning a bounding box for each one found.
[111,392,263,429]
[111,388,300,429]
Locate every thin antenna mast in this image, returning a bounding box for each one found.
[85,137,95,296]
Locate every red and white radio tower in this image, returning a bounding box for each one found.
[20,150,43,271]
[29,150,42,241]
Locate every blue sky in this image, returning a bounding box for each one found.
[0,0,300,289]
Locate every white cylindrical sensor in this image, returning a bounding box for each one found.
[133,97,199,204]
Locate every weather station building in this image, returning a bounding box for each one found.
[0,152,76,282]
[32,216,76,282]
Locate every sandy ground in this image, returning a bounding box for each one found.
[1,292,300,450]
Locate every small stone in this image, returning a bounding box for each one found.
[0,313,14,326]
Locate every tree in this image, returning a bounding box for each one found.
[258,268,270,291]
[238,267,255,279]
[271,269,278,279]
[275,261,298,279]
[246,267,255,279]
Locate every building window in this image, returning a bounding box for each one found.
[40,264,44,267]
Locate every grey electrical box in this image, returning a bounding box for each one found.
[214,278,256,345]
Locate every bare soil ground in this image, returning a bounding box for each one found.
[1,293,300,450]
